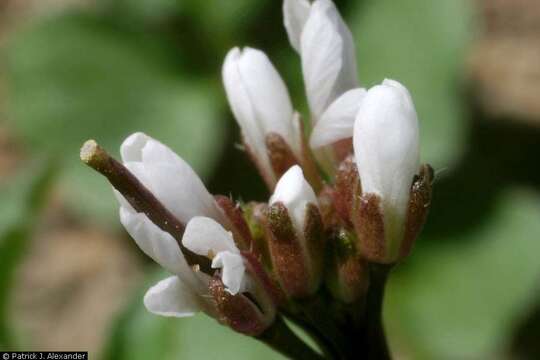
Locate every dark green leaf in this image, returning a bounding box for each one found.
[385,189,540,358]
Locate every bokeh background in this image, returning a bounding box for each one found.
[1,0,539,359]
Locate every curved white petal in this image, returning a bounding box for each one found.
[118,201,211,293]
[143,276,201,317]
[223,47,301,182]
[310,88,366,148]
[182,216,239,258]
[283,0,311,52]
[120,132,149,162]
[301,0,358,121]
[270,165,318,233]
[212,251,247,295]
[119,133,223,224]
[353,79,420,230]
[119,206,189,276]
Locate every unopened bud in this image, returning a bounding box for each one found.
[209,277,275,336]
[266,166,324,298]
[352,79,432,264]
[326,229,369,303]
[222,47,302,190]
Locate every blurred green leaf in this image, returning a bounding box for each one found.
[385,189,540,359]
[3,13,226,224]
[351,0,473,169]
[0,163,56,348]
[103,270,284,360]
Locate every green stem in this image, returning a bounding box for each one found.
[258,316,324,360]
[283,310,343,360]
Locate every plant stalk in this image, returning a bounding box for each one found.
[258,316,324,360]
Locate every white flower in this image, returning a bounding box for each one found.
[222,47,301,184]
[119,132,226,225]
[115,133,249,316]
[270,165,318,235]
[353,79,420,251]
[284,0,359,122]
[120,203,249,317]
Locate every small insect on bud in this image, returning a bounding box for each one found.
[265,165,324,298]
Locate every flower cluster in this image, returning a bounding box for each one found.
[81,0,434,348]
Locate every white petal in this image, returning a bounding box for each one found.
[118,201,213,294]
[119,133,223,224]
[353,79,420,233]
[182,216,239,258]
[310,88,367,148]
[119,206,192,274]
[212,251,247,295]
[119,206,184,272]
[283,0,311,52]
[120,132,149,163]
[143,276,201,317]
[301,0,358,121]
[270,165,318,233]
[222,47,301,182]
[236,48,296,147]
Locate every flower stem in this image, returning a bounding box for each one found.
[367,265,391,359]
[79,139,212,273]
[352,264,391,360]
[258,316,324,360]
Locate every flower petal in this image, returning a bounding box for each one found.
[283,0,311,52]
[143,276,201,317]
[310,88,366,148]
[120,132,149,162]
[120,133,224,225]
[182,216,239,258]
[119,205,189,275]
[301,0,358,120]
[270,165,318,233]
[212,251,247,295]
[353,79,420,229]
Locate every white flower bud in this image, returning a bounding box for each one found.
[353,79,420,258]
[268,166,323,297]
[270,165,318,234]
[222,47,301,185]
